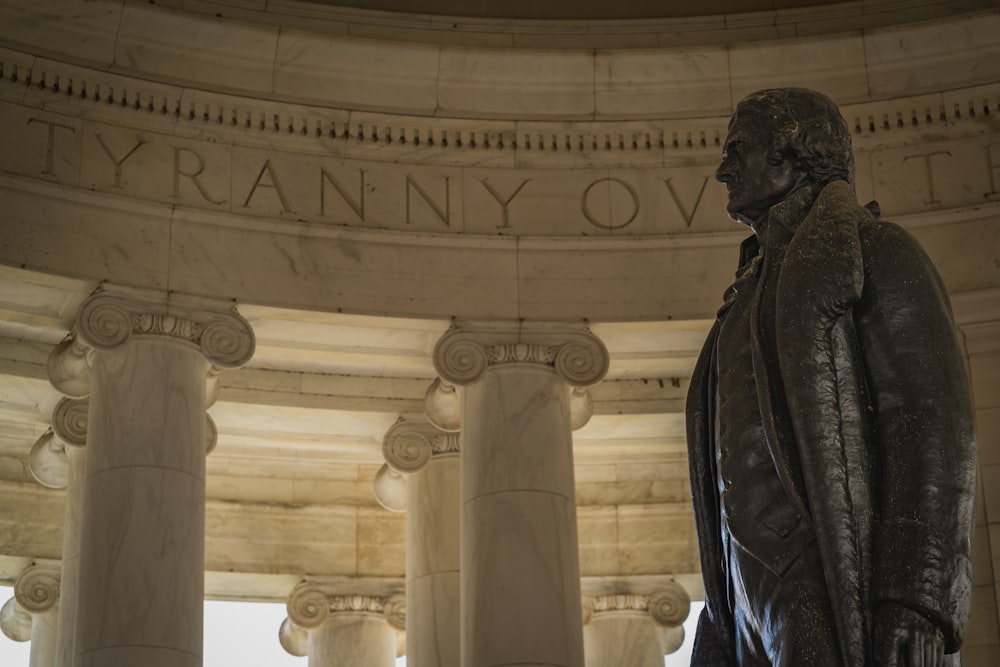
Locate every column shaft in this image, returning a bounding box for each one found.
[308,614,396,667]
[462,363,584,667]
[29,607,58,667]
[54,446,84,667]
[75,337,208,667]
[584,614,663,667]
[407,454,460,667]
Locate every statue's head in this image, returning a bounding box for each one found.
[716,88,854,227]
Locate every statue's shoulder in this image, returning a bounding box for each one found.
[857,216,923,256]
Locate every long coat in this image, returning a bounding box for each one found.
[686,180,977,666]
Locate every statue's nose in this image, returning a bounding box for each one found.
[715,163,733,184]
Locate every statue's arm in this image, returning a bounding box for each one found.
[691,605,737,666]
[855,220,977,655]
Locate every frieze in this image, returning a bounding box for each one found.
[1,50,999,237]
[2,101,999,237]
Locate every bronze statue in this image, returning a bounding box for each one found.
[686,88,977,666]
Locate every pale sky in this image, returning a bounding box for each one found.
[0,586,700,666]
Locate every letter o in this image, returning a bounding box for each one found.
[581,178,639,230]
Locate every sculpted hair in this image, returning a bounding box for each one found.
[735,88,855,185]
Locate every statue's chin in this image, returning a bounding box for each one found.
[726,204,755,228]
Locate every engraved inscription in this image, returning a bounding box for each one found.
[172,146,226,205]
[663,175,711,228]
[320,167,366,221]
[94,133,146,189]
[4,107,999,236]
[581,177,639,230]
[243,159,294,213]
[27,118,75,176]
[479,177,531,229]
[406,175,451,227]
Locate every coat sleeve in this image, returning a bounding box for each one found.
[855,220,977,652]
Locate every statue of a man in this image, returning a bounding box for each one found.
[686,88,977,666]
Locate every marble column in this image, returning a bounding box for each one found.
[285,583,405,667]
[70,289,254,667]
[432,324,609,667]
[381,419,460,667]
[43,392,89,667]
[3,563,62,667]
[582,584,690,667]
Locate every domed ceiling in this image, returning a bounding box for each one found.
[301,0,841,20]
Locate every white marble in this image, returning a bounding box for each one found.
[27,430,67,489]
[584,611,663,667]
[114,4,279,94]
[13,563,61,667]
[864,14,1000,98]
[438,48,595,119]
[462,490,584,667]
[595,48,731,119]
[273,32,439,114]
[28,606,58,667]
[406,449,460,667]
[279,616,309,657]
[462,365,576,499]
[308,613,396,667]
[0,596,31,641]
[0,0,120,67]
[373,463,408,512]
[54,446,85,667]
[407,574,460,667]
[458,353,589,667]
[75,328,209,666]
[727,33,870,104]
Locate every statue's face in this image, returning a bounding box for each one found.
[715,112,803,228]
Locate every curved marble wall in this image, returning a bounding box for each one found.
[0,0,997,321]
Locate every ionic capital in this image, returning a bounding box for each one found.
[0,597,31,642]
[13,564,60,615]
[76,289,255,368]
[424,378,460,432]
[28,429,68,489]
[278,616,308,657]
[382,420,459,474]
[286,583,405,631]
[373,463,407,512]
[582,582,689,628]
[432,323,608,388]
[46,335,91,398]
[569,387,594,430]
[51,397,88,447]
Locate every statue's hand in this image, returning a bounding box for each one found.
[875,602,945,667]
